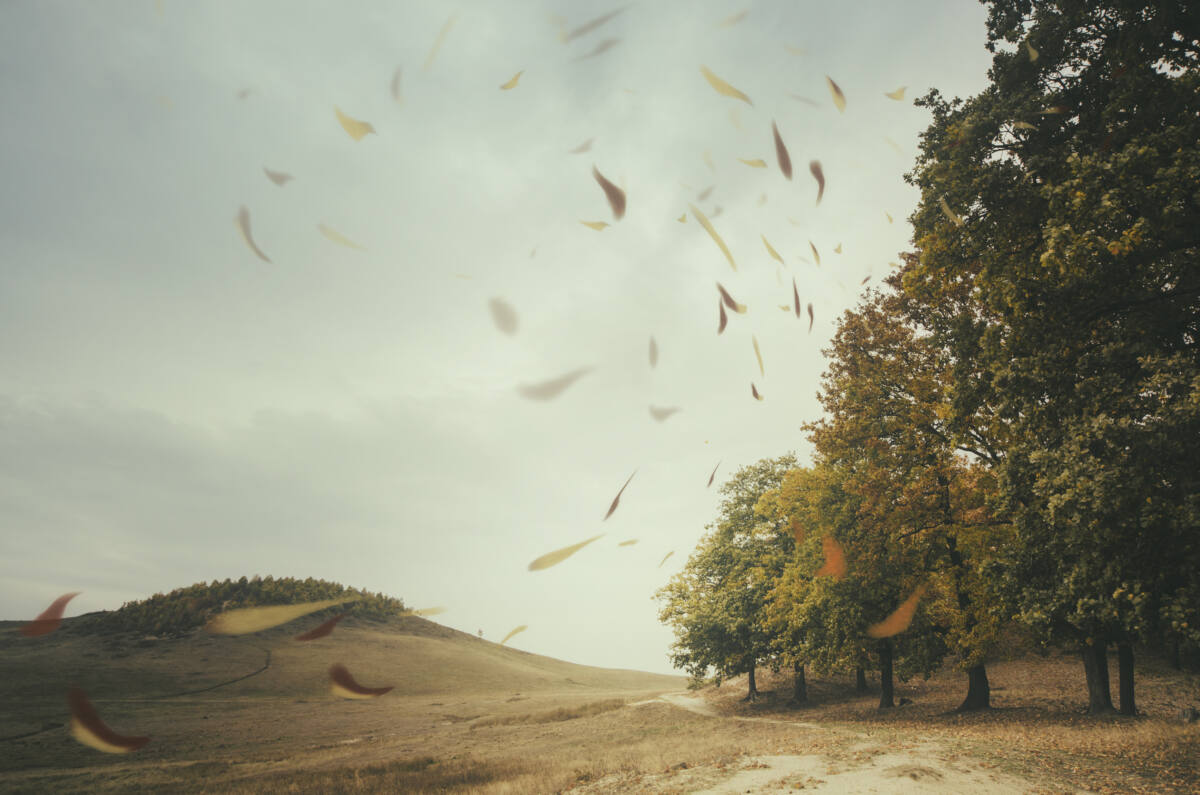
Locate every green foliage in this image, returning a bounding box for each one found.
[81,575,407,637]
[655,455,797,684]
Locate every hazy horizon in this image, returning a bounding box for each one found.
[0,0,995,676]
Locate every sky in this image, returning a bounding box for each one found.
[0,0,997,676]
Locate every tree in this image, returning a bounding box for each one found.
[656,455,798,700]
[901,0,1200,714]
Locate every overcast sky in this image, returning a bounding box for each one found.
[0,0,995,675]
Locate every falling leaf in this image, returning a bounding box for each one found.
[529,535,605,570]
[718,299,728,334]
[569,138,594,154]
[67,688,150,753]
[329,663,393,699]
[1013,120,1036,130]
[784,44,806,56]
[762,235,784,264]
[618,539,638,546]
[807,303,814,333]
[809,241,821,265]
[814,535,847,579]
[796,255,813,265]
[334,106,375,141]
[295,614,345,642]
[319,224,366,250]
[690,204,738,271]
[696,186,716,203]
[677,213,687,223]
[573,37,620,61]
[423,13,458,71]
[488,298,519,335]
[710,206,723,218]
[728,108,742,130]
[752,335,764,376]
[884,136,903,154]
[884,86,906,100]
[707,460,721,487]
[715,282,747,314]
[703,150,716,171]
[580,220,612,232]
[516,367,592,400]
[411,607,447,617]
[834,243,842,254]
[1025,39,1038,62]
[861,275,871,285]
[649,336,658,367]
[790,94,819,106]
[390,66,402,102]
[604,469,638,520]
[867,585,928,639]
[825,76,846,112]
[649,406,681,422]
[939,196,964,226]
[235,206,271,263]
[263,167,293,186]
[771,120,793,179]
[530,247,537,258]
[758,193,768,206]
[658,551,674,568]
[793,277,801,318]
[500,70,524,90]
[738,158,767,168]
[809,160,825,205]
[700,65,753,105]
[718,9,748,27]
[500,624,528,645]
[235,88,252,100]
[885,211,894,223]
[1040,105,1069,115]
[751,382,763,400]
[593,165,626,220]
[561,7,626,43]
[21,592,80,637]
[207,598,358,635]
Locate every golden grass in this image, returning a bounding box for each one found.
[469,698,627,728]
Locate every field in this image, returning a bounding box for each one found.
[1,615,1197,793]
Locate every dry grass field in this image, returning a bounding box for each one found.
[1,614,1197,793]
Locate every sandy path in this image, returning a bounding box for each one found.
[632,692,1064,794]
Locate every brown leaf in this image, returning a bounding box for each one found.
[263,167,293,186]
[809,240,821,266]
[516,367,592,400]
[697,185,715,201]
[793,277,801,318]
[707,460,721,487]
[649,336,658,367]
[718,299,728,334]
[235,206,271,263]
[716,282,746,313]
[21,592,81,637]
[488,298,519,335]
[294,614,346,641]
[604,469,638,520]
[649,406,681,422]
[67,687,150,753]
[807,303,814,333]
[573,37,620,61]
[751,382,763,401]
[809,160,825,205]
[772,120,793,179]
[329,663,393,699]
[593,165,626,220]
[562,7,626,43]
[390,66,402,102]
[825,76,846,112]
[569,138,594,154]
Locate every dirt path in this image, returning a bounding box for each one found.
[632,692,1064,794]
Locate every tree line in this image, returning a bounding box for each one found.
[80,576,408,638]
[657,0,1199,715]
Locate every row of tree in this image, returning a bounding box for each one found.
[81,576,408,637]
[657,0,1199,715]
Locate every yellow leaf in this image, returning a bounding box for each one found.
[499,70,524,90]
[334,106,375,141]
[206,597,358,635]
[319,224,366,250]
[825,76,846,112]
[690,204,738,271]
[738,158,767,168]
[884,86,906,101]
[528,535,604,570]
[762,235,784,263]
[700,65,753,105]
[580,220,610,230]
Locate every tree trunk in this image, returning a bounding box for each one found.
[855,666,869,693]
[1081,640,1115,714]
[956,663,991,711]
[877,642,894,709]
[742,662,758,702]
[1117,643,1136,716]
[792,661,808,704]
